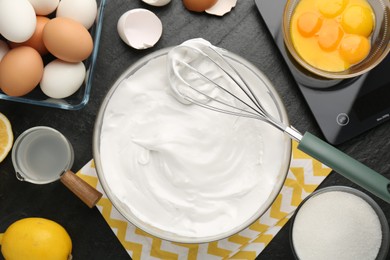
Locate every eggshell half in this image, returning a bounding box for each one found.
[206,0,237,16]
[117,9,163,50]
[0,0,37,43]
[142,0,171,7]
[40,59,86,99]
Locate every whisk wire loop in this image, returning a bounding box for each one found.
[172,45,287,132]
[176,59,264,118]
[168,40,390,203]
[201,46,268,115]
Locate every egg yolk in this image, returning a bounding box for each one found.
[341,5,374,37]
[317,0,348,17]
[339,34,370,64]
[318,19,344,51]
[297,12,322,37]
[290,0,375,72]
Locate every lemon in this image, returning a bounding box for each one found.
[0,218,72,260]
[0,112,13,163]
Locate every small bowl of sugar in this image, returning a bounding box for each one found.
[290,186,389,260]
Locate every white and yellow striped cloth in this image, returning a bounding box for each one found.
[77,142,332,259]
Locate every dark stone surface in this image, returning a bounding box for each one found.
[0,1,389,259]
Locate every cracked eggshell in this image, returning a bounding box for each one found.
[117,9,162,50]
[206,0,237,16]
[142,0,171,7]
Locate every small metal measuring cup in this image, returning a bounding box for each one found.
[12,126,102,208]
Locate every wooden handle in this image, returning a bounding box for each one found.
[60,170,103,208]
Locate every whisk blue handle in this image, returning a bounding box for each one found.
[298,132,390,203]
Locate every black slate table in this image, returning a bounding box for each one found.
[0,1,389,259]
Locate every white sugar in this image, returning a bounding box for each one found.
[292,191,382,260]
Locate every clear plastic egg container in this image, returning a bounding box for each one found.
[0,0,106,110]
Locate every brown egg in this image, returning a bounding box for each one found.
[183,0,218,12]
[43,17,93,62]
[9,16,50,55]
[0,46,44,96]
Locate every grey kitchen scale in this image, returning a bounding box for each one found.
[255,0,390,145]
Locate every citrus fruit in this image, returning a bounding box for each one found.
[0,112,13,163]
[0,217,72,260]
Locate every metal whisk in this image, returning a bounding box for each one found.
[168,40,390,203]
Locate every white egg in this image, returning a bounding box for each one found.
[0,40,10,62]
[117,9,163,50]
[142,0,171,7]
[40,59,86,99]
[56,0,98,29]
[27,0,59,15]
[0,0,36,43]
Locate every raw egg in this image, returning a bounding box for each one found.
[317,0,348,17]
[9,16,50,55]
[43,17,93,62]
[318,19,343,51]
[339,34,370,64]
[183,0,218,12]
[290,0,375,72]
[341,4,374,37]
[297,12,322,37]
[0,46,44,96]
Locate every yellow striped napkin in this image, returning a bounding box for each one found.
[76,141,332,259]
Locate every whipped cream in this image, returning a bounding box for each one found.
[99,40,289,239]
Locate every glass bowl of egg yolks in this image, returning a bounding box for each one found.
[283,0,390,79]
